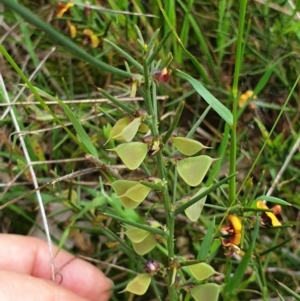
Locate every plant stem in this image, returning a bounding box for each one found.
[143,59,177,300]
[229,0,247,205]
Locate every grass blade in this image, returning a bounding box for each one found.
[176,70,233,125]
[31,87,98,156]
[2,0,130,78]
[276,280,300,300]
[103,38,143,73]
[197,217,215,260]
[254,196,292,206]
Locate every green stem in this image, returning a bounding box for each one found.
[174,173,237,216]
[143,59,177,300]
[229,0,247,205]
[102,212,166,237]
[156,0,209,84]
[97,88,136,115]
[162,101,185,145]
[143,59,156,132]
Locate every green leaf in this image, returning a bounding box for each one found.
[107,117,131,142]
[111,180,137,196]
[30,88,98,156]
[121,184,151,203]
[120,198,141,209]
[276,281,300,301]
[121,117,142,142]
[108,142,148,170]
[171,137,208,156]
[197,217,216,260]
[132,233,157,255]
[191,283,220,301]
[162,101,185,145]
[55,97,98,156]
[253,65,275,96]
[188,263,218,281]
[185,187,208,221]
[138,123,149,134]
[111,180,143,209]
[125,228,150,243]
[177,156,214,187]
[107,117,142,143]
[176,69,233,125]
[254,195,291,206]
[120,274,151,295]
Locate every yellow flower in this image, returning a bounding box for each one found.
[57,2,74,18]
[83,29,99,48]
[256,200,281,227]
[221,214,242,247]
[238,90,257,108]
[66,20,76,38]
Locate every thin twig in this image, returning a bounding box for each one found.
[0,167,103,210]
[267,137,300,196]
[56,0,158,18]
[0,95,168,107]
[254,0,300,21]
[0,47,57,120]
[0,73,56,280]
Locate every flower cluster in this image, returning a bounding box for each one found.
[57,2,99,48]
[220,201,282,257]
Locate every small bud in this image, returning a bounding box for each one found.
[135,109,148,120]
[271,204,282,215]
[144,259,160,275]
[151,67,171,84]
[129,74,145,97]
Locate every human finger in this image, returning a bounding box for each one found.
[0,234,112,301]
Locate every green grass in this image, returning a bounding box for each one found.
[1,0,300,300]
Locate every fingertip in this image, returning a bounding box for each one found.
[0,270,89,301]
[0,234,113,301]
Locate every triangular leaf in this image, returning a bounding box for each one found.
[120,274,151,295]
[185,187,208,221]
[132,233,157,255]
[188,263,217,281]
[108,117,142,143]
[177,156,214,187]
[119,198,141,209]
[109,142,148,170]
[111,180,144,209]
[138,123,149,133]
[107,117,131,143]
[191,283,220,301]
[111,180,137,195]
[121,117,142,142]
[171,137,207,156]
[122,184,151,202]
[125,228,150,243]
